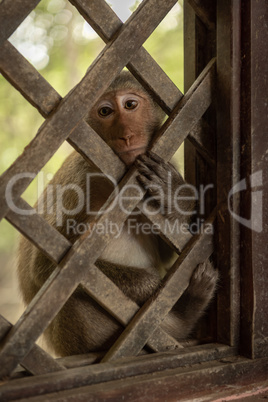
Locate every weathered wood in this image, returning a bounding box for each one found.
[102,211,215,361]
[0,46,124,181]
[0,317,65,376]
[58,353,104,369]
[240,0,268,359]
[57,340,199,370]
[153,58,215,160]
[184,1,198,187]
[187,0,216,31]
[0,315,11,341]
[184,0,217,344]
[216,0,241,347]
[21,345,65,376]
[0,344,235,401]
[187,120,216,166]
[127,48,182,114]
[69,0,122,42]
[70,0,182,114]
[0,0,181,120]
[6,198,71,264]
[10,356,268,402]
[0,168,156,377]
[0,0,178,222]
[0,0,41,47]
[0,267,83,378]
[145,329,182,352]
[137,201,192,253]
[0,41,62,117]
[68,121,125,183]
[82,289,181,353]
[82,263,181,353]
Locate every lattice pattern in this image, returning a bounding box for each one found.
[0,0,216,381]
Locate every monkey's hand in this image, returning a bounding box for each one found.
[135,151,195,222]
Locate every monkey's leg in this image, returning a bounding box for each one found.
[163,260,218,339]
[96,259,161,305]
[43,260,161,357]
[44,292,123,357]
[175,260,218,319]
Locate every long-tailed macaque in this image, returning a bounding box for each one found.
[17,71,218,357]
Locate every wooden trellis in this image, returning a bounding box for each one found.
[0,0,267,400]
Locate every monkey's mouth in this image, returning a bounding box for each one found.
[117,147,147,165]
[117,146,147,156]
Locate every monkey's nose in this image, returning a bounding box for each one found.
[120,134,133,146]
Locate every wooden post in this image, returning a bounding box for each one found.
[240,0,268,359]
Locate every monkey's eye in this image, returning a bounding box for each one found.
[98,107,113,117]
[124,100,138,110]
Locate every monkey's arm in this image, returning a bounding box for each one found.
[135,152,218,339]
[135,151,195,222]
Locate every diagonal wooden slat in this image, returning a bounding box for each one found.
[0,41,62,117]
[6,198,71,264]
[101,211,215,362]
[82,265,182,353]
[21,343,66,375]
[153,58,215,160]
[0,164,153,377]
[187,0,216,31]
[0,43,125,179]
[0,148,186,377]
[0,0,178,221]
[68,121,126,182]
[0,315,11,341]
[0,0,181,125]
[0,0,41,47]
[69,0,121,42]
[137,201,193,253]
[187,120,216,166]
[0,316,65,375]
[70,0,182,114]
[0,169,155,377]
[5,199,181,357]
[0,266,82,378]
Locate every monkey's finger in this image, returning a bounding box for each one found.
[138,154,170,181]
[136,167,162,187]
[135,158,164,182]
[136,175,157,192]
[147,152,181,176]
[135,159,154,180]
[137,175,164,198]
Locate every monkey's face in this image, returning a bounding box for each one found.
[87,90,160,165]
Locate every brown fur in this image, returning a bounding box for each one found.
[17,72,218,356]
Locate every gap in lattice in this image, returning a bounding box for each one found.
[0,80,44,176]
[9,0,105,96]
[0,219,23,324]
[22,141,73,207]
[144,1,184,89]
